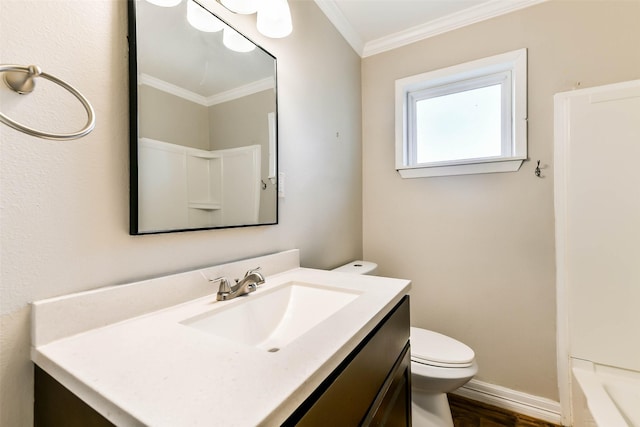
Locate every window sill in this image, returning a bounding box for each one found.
[397,158,524,178]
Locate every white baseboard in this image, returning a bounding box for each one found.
[451,379,564,425]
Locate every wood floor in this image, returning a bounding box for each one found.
[448,394,563,427]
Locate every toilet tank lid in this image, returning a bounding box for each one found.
[410,327,475,367]
[332,260,378,275]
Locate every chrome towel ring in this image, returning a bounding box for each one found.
[0,64,95,141]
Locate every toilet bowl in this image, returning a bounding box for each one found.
[410,327,478,427]
[333,261,478,427]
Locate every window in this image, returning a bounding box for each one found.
[395,49,527,178]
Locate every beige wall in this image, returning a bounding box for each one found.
[362,0,640,401]
[209,89,275,151]
[0,0,362,425]
[138,85,210,150]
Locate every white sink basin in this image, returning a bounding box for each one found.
[181,282,361,352]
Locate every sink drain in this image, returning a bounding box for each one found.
[267,347,280,353]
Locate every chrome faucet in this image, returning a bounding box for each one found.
[212,267,265,301]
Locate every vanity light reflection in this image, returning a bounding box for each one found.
[145,0,293,40]
[150,0,253,53]
[222,24,256,52]
[185,0,256,53]
[187,0,224,32]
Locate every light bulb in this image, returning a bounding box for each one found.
[257,0,292,39]
[222,27,256,53]
[187,0,224,32]
[145,0,182,7]
[220,0,258,14]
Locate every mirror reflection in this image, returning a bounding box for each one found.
[129,0,278,234]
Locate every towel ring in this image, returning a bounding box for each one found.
[0,64,95,141]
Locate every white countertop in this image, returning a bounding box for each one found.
[32,252,410,426]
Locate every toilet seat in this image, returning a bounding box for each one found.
[410,327,475,368]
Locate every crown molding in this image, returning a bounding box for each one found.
[207,77,275,106]
[139,74,275,107]
[313,0,365,56]
[139,73,209,105]
[314,0,547,58]
[363,0,547,57]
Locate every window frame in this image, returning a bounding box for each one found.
[395,48,527,178]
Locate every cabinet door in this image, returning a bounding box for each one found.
[285,296,410,426]
[363,343,412,426]
[34,366,114,427]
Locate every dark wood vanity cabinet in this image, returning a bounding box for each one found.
[35,296,411,427]
[35,365,115,427]
[284,295,412,427]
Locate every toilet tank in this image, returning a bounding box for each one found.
[332,261,378,275]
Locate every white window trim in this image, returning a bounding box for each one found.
[395,48,527,178]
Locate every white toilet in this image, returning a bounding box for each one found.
[333,261,478,427]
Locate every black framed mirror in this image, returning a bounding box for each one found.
[128,0,278,234]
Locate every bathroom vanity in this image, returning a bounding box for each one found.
[31,250,411,426]
[283,296,411,426]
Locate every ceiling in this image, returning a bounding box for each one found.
[312,0,546,57]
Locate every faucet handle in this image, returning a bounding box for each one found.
[210,276,232,293]
[244,267,262,277]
